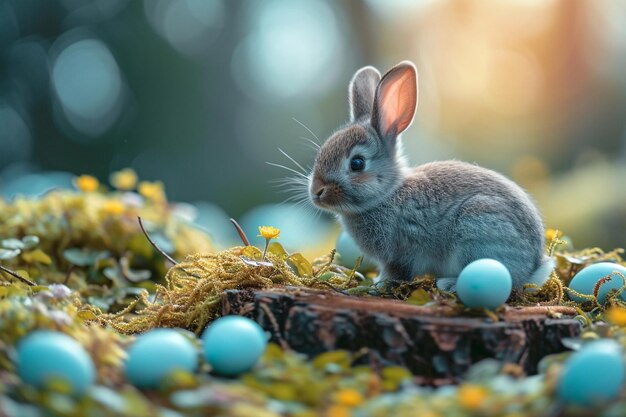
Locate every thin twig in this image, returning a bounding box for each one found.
[64,265,76,285]
[259,302,291,351]
[0,264,35,286]
[137,216,178,265]
[229,218,251,246]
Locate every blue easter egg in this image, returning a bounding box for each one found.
[202,316,267,376]
[457,259,512,309]
[336,231,377,271]
[125,328,199,389]
[17,330,95,395]
[568,262,626,303]
[557,339,625,406]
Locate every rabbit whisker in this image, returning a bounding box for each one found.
[278,147,308,174]
[299,136,321,151]
[266,162,310,179]
[292,117,321,145]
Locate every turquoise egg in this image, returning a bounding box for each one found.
[17,330,95,395]
[557,339,625,406]
[568,262,626,304]
[202,316,268,376]
[456,259,512,309]
[335,231,377,271]
[125,328,199,389]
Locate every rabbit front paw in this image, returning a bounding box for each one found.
[436,277,457,293]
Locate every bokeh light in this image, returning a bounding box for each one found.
[0,0,625,251]
[51,35,125,139]
[231,0,345,101]
[144,0,225,57]
[0,103,32,168]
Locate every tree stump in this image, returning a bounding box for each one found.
[221,286,581,384]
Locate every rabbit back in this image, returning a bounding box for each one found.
[341,160,548,289]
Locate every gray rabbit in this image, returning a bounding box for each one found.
[308,61,554,292]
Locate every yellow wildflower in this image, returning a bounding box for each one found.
[335,389,364,407]
[138,181,166,202]
[326,405,350,417]
[101,200,125,216]
[545,228,560,242]
[110,168,138,191]
[458,384,488,410]
[606,306,626,326]
[258,226,280,240]
[74,175,99,193]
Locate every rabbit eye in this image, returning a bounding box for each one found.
[350,156,365,171]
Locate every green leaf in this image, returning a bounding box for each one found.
[63,248,108,266]
[0,248,20,260]
[312,350,351,371]
[287,253,313,277]
[406,288,432,306]
[21,249,52,265]
[317,272,335,281]
[21,235,40,249]
[267,242,289,258]
[120,257,152,282]
[1,238,24,250]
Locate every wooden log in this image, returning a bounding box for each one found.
[221,286,581,384]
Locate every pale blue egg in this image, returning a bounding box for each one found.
[456,259,512,309]
[125,328,199,389]
[568,262,626,304]
[335,230,377,271]
[202,316,268,376]
[557,339,625,406]
[17,330,95,395]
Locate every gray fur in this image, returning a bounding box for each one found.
[309,61,553,291]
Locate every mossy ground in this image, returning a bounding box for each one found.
[1,174,626,417]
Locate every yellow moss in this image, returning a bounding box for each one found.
[101,200,126,216]
[326,405,351,417]
[99,247,352,334]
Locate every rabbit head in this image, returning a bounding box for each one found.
[309,61,418,214]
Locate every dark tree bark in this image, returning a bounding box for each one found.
[221,286,581,385]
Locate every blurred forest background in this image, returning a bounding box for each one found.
[1,0,625,254]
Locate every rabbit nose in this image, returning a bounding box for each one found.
[311,177,326,198]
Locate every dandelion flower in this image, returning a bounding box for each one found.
[258,226,280,260]
[101,200,125,216]
[335,389,364,407]
[545,228,560,242]
[138,181,166,203]
[606,306,626,326]
[258,226,280,240]
[74,175,99,193]
[110,168,138,191]
[458,384,488,410]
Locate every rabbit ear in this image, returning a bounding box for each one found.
[349,66,381,121]
[371,61,418,142]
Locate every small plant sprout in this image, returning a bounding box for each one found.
[258,226,280,260]
[74,175,99,193]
